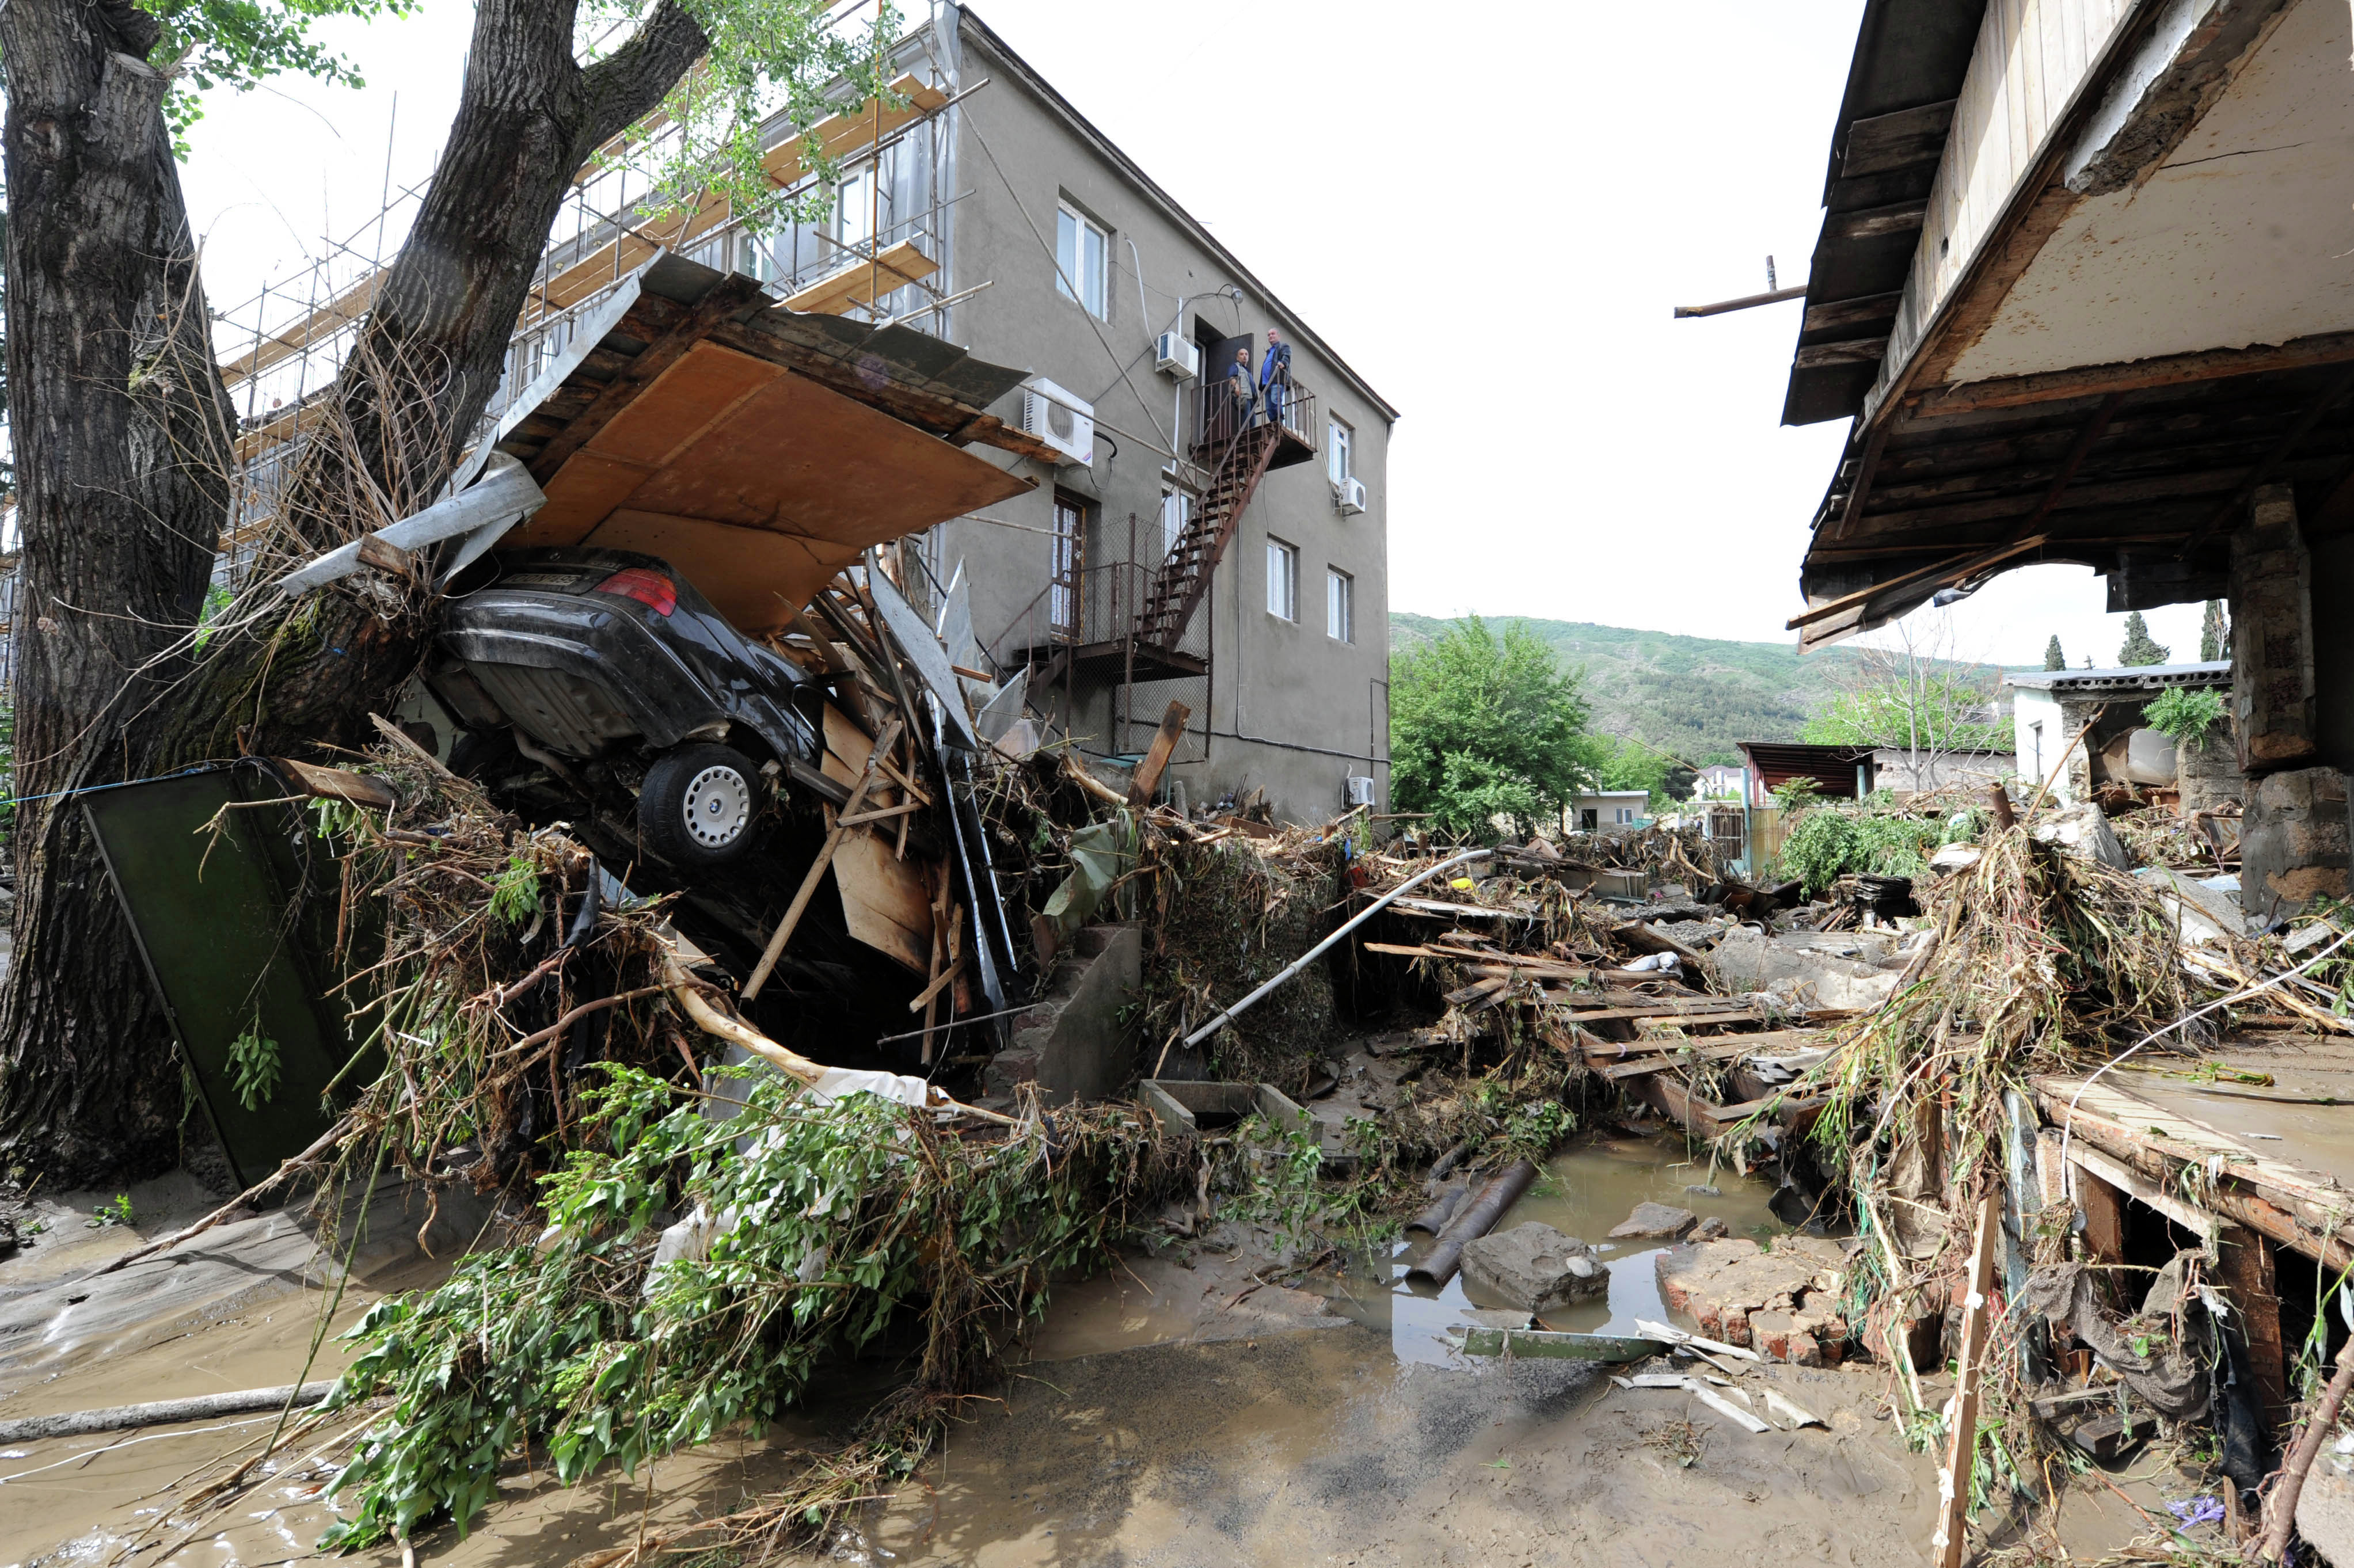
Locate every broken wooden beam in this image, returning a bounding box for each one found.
[1127,699,1192,809]
[744,717,903,1001]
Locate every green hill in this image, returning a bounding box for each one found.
[1389,614,1885,768]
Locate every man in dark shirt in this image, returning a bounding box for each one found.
[1258,328,1293,431]
[1227,344,1256,436]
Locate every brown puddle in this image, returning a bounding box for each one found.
[9,1136,1919,1568]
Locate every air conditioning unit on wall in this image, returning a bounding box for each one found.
[1154,332,1200,380]
[1336,477,1368,516]
[1345,775,1376,807]
[1020,378,1094,466]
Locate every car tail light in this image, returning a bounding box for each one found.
[594,567,676,616]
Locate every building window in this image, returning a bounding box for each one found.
[837,169,874,250]
[1328,418,1353,485]
[1266,538,1298,621]
[1056,204,1108,318]
[1326,567,1352,643]
[1615,806,1636,825]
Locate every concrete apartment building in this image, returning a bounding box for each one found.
[504,5,1399,823]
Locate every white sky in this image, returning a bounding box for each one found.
[174,0,2213,670]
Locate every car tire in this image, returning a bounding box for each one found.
[447,727,518,781]
[640,743,763,869]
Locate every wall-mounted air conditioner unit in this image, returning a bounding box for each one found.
[1336,477,1368,516]
[1019,378,1095,466]
[1154,332,1200,380]
[1344,775,1376,808]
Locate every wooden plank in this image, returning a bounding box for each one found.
[1794,338,1891,370]
[744,717,902,999]
[1932,1193,2001,1568]
[1592,1035,1834,1083]
[1914,329,2354,417]
[1803,290,1904,334]
[1788,533,2049,630]
[525,273,766,484]
[1824,199,1928,241]
[2215,1221,2289,1429]
[2064,1139,2215,1245]
[1841,100,1957,177]
[782,239,940,315]
[272,759,398,812]
[833,827,931,975]
[1127,700,1192,808]
[2035,1076,2354,1272]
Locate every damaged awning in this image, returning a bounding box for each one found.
[486,253,1043,633]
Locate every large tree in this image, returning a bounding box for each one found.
[1390,615,1597,840]
[0,0,865,1184]
[2117,611,2170,667]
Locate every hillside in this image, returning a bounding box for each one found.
[1390,614,1881,768]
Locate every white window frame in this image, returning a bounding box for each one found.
[1325,566,1353,643]
[1328,417,1353,485]
[1056,203,1109,319]
[837,168,875,249]
[1266,537,1299,622]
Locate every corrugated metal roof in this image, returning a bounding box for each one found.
[2003,661,2230,692]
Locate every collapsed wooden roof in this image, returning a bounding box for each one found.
[489,252,1043,632]
[1783,0,2351,651]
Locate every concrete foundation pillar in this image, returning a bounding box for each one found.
[2241,766,2350,915]
[2229,483,2317,774]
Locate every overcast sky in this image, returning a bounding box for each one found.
[175,0,2212,671]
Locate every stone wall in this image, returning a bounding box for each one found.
[2241,768,2350,915]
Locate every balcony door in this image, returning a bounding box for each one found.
[1049,491,1086,639]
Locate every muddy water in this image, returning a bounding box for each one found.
[1321,1133,1798,1364]
[9,1136,1900,1568]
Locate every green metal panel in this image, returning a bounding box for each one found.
[1455,1328,1668,1363]
[83,762,371,1189]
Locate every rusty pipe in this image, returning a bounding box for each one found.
[1408,1159,1538,1287]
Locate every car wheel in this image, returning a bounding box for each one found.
[447,727,518,781]
[641,743,762,868]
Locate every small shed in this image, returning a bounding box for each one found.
[2005,663,2238,810]
[1734,742,1877,806]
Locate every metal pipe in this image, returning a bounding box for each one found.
[1672,284,1808,319]
[1181,847,1493,1049]
[1409,1159,1538,1287]
[1406,1178,1470,1238]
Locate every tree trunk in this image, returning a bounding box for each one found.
[0,0,708,1184]
[0,0,238,1184]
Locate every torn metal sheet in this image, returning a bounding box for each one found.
[279,454,546,595]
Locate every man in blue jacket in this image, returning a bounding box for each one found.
[1258,328,1292,431]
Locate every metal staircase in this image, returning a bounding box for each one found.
[1134,417,1285,648]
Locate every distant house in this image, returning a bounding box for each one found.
[1692,764,1744,800]
[2006,662,2241,810]
[1567,790,1652,835]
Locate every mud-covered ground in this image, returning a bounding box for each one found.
[0,1136,2221,1567]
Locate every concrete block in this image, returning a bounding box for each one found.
[1032,922,1140,1104]
[2231,484,2318,772]
[2242,766,2351,916]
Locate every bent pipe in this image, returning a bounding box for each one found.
[1408,1159,1538,1288]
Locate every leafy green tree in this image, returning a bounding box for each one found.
[2043,634,2065,671]
[1390,616,1596,840]
[2117,611,2170,667]
[2200,599,2228,663]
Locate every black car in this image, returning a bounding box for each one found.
[429,547,827,868]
